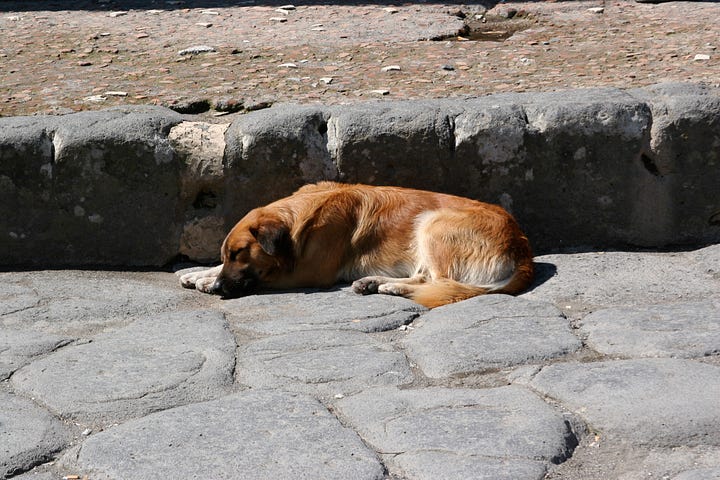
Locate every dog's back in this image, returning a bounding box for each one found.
[288,182,533,307]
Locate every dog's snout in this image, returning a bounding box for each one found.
[209,279,224,295]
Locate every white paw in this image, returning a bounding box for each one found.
[195,276,218,293]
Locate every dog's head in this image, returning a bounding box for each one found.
[211,209,294,298]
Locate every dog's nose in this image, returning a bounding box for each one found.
[209,279,224,295]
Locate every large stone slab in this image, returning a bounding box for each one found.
[580,299,720,358]
[237,329,413,398]
[528,358,720,447]
[402,295,581,378]
[0,328,71,380]
[11,310,235,424]
[71,390,384,480]
[0,270,197,336]
[0,392,70,478]
[0,106,184,266]
[524,245,720,317]
[334,385,577,480]
[221,286,425,333]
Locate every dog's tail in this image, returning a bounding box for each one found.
[408,257,535,309]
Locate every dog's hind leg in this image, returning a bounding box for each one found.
[352,274,426,295]
[180,264,223,293]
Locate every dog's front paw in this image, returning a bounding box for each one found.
[180,271,202,289]
[352,277,382,295]
[195,276,219,294]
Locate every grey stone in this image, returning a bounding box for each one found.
[0,392,70,478]
[72,391,384,480]
[580,299,720,358]
[221,286,425,333]
[402,295,581,378]
[223,105,336,224]
[11,310,235,424]
[237,329,413,398]
[334,385,577,480]
[0,270,199,336]
[631,83,720,246]
[528,358,720,447]
[673,468,720,480]
[0,106,184,267]
[524,246,720,317]
[0,328,71,380]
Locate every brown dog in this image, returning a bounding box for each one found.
[180,182,533,308]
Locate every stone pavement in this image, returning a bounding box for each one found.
[2,244,719,479]
[1,0,719,118]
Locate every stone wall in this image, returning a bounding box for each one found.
[1,82,718,266]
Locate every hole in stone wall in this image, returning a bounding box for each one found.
[193,189,218,209]
[640,153,661,177]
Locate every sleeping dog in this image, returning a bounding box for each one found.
[180,182,533,308]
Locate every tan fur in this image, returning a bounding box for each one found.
[180,182,534,308]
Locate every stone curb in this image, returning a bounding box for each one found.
[1,82,719,266]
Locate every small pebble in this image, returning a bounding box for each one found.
[694,54,711,61]
[81,428,92,436]
[383,7,399,14]
[320,77,333,84]
[278,4,296,10]
[105,91,128,97]
[85,95,107,102]
[381,65,401,72]
[200,10,219,15]
[178,45,216,55]
[279,62,298,68]
[108,11,128,17]
[195,22,213,28]
[587,7,604,14]
[270,17,287,22]
[441,64,455,71]
[370,89,390,95]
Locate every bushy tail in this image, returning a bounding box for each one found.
[408,258,534,309]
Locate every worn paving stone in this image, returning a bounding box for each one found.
[401,295,581,378]
[525,245,720,318]
[0,328,72,380]
[334,385,577,480]
[237,329,413,399]
[71,390,385,480]
[11,310,235,424]
[580,299,720,358]
[0,392,70,479]
[528,358,720,447]
[221,286,425,334]
[0,271,197,336]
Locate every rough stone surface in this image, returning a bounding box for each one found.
[221,286,425,334]
[334,385,577,480]
[1,247,720,479]
[0,392,70,478]
[237,329,413,398]
[402,295,581,378]
[0,270,197,336]
[2,84,719,267]
[0,328,71,380]
[523,244,720,319]
[528,358,720,447]
[71,391,385,480]
[0,106,184,266]
[580,300,720,358]
[11,310,235,424]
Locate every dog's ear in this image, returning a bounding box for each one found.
[251,221,293,259]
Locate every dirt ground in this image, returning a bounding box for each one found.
[1,0,718,119]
